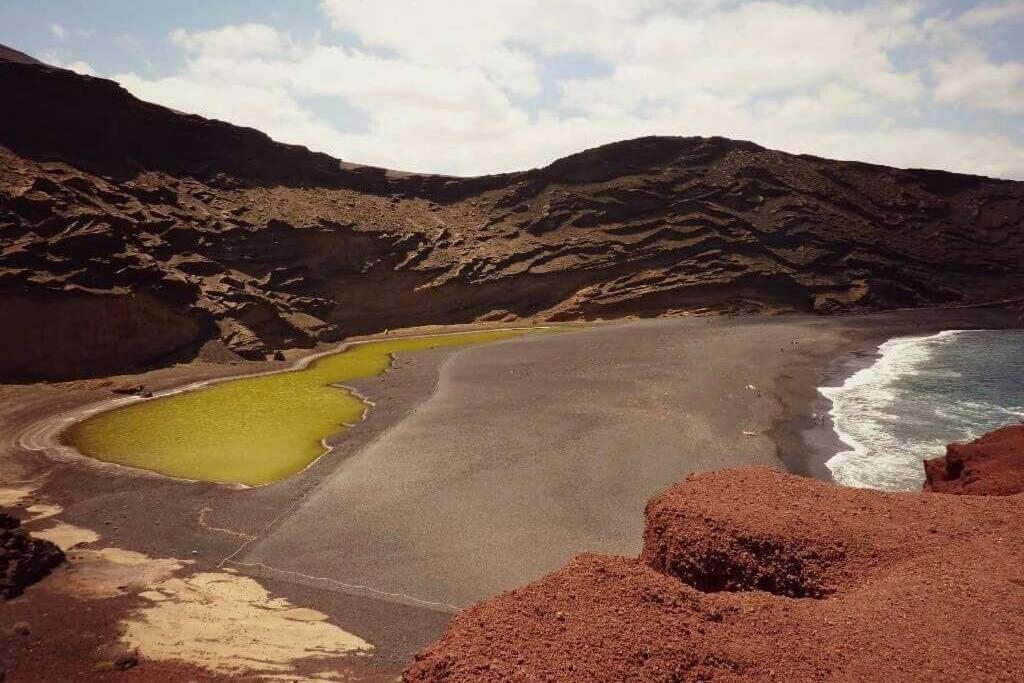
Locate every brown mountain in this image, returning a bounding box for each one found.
[2,46,1023,381]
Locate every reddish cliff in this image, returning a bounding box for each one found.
[407,455,1024,681]
[924,424,1024,495]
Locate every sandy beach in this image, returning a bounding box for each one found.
[1,307,1020,680]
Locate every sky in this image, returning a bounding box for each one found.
[1,1,1022,178]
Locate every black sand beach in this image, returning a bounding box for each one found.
[1,308,1020,679]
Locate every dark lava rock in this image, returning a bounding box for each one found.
[114,652,139,671]
[1,512,65,599]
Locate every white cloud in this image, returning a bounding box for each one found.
[321,0,552,97]
[42,52,96,76]
[568,2,923,111]
[933,51,1024,113]
[116,34,142,50]
[835,129,1024,179]
[918,0,1024,46]
[170,23,291,57]
[956,1,1024,28]
[49,23,66,39]
[102,3,1022,179]
[63,60,95,76]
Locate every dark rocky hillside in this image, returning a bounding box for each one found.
[2,46,1023,381]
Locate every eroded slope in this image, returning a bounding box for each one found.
[2,50,1024,380]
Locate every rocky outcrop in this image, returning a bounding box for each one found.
[924,424,1024,495]
[406,461,1024,682]
[1,512,65,599]
[2,47,1024,380]
[0,292,207,381]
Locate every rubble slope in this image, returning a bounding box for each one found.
[3,49,1023,380]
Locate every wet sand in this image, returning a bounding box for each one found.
[1,308,1021,680]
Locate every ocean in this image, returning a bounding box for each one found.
[821,329,1024,491]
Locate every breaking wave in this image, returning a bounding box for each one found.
[821,329,1024,491]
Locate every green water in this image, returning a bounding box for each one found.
[63,330,532,486]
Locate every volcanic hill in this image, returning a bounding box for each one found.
[2,46,1024,381]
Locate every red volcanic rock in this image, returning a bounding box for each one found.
[924,424,1024,495]
[406,468,1024,682]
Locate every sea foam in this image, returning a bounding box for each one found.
[821,329,1024,491]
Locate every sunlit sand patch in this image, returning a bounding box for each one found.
[51,547,185,598]
[23,502,62,522]
[138,589,168,602]
[280,607,330,622]
[0,488,98,549]
[13,496,183,601]
[0,485,33,507]
[30,519,100,550]
[123,570,372,678]
[3,483,371,677]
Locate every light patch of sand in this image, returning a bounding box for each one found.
[51,547,185,598]
[0,489,100,550]
[280,607,330,622]
[24,502,62,522]
[138,590,168,602]
[0,486,32,507]
[123,571,372,678]
[31,520,100,550]
[261,674,360,683]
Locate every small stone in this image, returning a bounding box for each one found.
[114,653,139,671]
[13,621,30,636]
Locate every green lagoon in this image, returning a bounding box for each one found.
[63,330,532,486]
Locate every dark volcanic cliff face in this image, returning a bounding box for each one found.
[2,49,1024,380]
